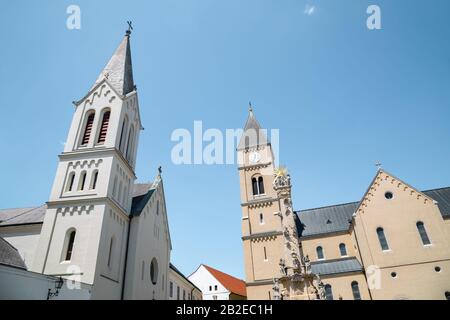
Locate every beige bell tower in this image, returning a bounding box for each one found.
[237,105,323,300]
[237,104,284,300]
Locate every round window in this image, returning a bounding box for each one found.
[435,266,441,273]
[150,258,158,285]
[391,272,397,278]
[385,192,393,200]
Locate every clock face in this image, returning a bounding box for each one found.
[249,152,261,164]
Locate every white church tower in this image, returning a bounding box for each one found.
[31,27,143,299]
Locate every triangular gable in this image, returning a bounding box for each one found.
[355,169,437,216]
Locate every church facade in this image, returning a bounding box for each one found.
[0,30,172,299]
[237,108,450,300]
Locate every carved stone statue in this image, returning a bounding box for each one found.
[303,255,311,274]
[279,258,287,276]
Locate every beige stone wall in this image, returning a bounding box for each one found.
[321,273,370,300]
[369,260,450,300]
[246,283,273,300]
[353,171,450,299]
[301,233,358,263]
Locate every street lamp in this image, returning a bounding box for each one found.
[47,277,64,300]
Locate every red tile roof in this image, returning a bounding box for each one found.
[203,265,247,297]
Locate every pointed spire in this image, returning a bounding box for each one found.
[238,103,269,150]
[91,25,135,96]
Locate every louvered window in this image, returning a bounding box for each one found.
[81,113,95,145]
[97,111,111,144]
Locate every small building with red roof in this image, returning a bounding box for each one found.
[188,264,247,300]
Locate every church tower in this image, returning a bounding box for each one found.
[31,28,143,299]
[237,105,284,300]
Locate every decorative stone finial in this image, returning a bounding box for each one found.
[248,101,253,113]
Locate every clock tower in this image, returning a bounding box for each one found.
[237,105,284,300]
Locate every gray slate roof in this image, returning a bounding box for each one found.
[0,237,27,269]
[296,202,358,238]
[238,108,269,150]
[0,205,47,226]
[131,183,156,217]
[423,187,450,218]
[90,33,135,96]
[311,257,363,276]
[296,187,450,238]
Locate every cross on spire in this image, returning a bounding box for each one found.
[126,21,133,36]
[248,101,253,113]
[375,161,382,171]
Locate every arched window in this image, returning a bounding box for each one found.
[324,284,333,300]
[119,117,128,153]
[339,243,347,257]
[64,230,76,261]
[150,258,158,285]
[376,227,390,251]
[78,171,87,191]
[416,221,431,245]
[251,176,265,195]
[81,112,95,146]
[125,126,134,161]
[445,292,450,300]
[90,170,98,190]
[252,177,258,195]
[316,246,324,260]
[351,281,361,300]
[97,110,111,144]
[66,172,75,192]
[258,176,265,194]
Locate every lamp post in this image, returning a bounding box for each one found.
[47,277,64,300]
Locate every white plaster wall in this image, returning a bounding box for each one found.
[31,205,105,285]
[169,268,201,300]
[123,182,171,300]
[188,265,230,300]
[0,265,91,300]
[0,224,42,268]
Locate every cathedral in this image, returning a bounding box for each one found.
[0,29,180,299]
[237,108,450,300]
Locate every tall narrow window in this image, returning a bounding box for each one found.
[339,243,347,257]
[416,221,431,245]
[351,281,361,300]
[97,110,110,144]
[81,112,95,145]
[125,126,134,161]
[78,171,87,191]
[177,286,180,300]
[90,171,98,190]
[65,230,76,261]
[316,246,324,260]
[119,118,128,153]
[376,227,390,251]
[150,258,158,285]
[259,213,264,224]
[258,176,265,194]
[324,284,333,300]
[66,172,75,192]
[264,247,268,261]
[169,282,173,298]
[112,176,118,198]
[252,178,258,195]
[107,237,115,268]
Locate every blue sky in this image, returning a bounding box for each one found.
[0,0,449,279]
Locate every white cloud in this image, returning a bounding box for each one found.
[304,4,316,16]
